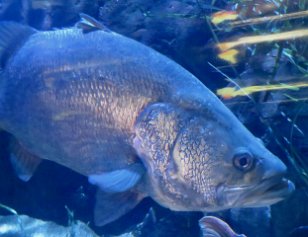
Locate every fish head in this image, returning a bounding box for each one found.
[171,113,295,211]
[134,103,294,212]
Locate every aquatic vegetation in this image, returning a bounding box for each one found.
[217,81,308,99]
[217,49,240,64]
[202,0,308,192]
[211,10,308,29]
[210,11,239,25]
[217,29,308,52]
[228,10,308,29]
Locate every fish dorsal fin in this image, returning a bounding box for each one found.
[77,13,110,34]
[9,138,42,182]
[0,22,36,69]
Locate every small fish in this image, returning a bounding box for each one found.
[217,82,308,99]
[0,14,294,226]
[199,216,246,237]
[218,49,240,64]
[211,11,239,25]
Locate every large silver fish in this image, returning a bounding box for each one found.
[0,14,294,226]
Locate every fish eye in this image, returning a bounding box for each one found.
[233,151,254,172]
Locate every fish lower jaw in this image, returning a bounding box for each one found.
[244,178,295,207]
[217,178,295,209]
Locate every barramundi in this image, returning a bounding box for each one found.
[0,14,294,226]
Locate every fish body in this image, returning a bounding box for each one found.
[0,20,214,176]
[0,15,294,225]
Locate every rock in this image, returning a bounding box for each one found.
[0,214,98,237]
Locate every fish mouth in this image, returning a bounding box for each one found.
[242,176,295,206]
[218,175,295,208]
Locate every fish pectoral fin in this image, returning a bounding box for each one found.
[76,13,110,34]
[9,138,42,182]
[88,163,145,193]
[94,189,144,226]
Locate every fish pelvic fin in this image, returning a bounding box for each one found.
[94,188,144,226]
[9,137,42,182]
[0,22,36,69]
[76,13,111,34]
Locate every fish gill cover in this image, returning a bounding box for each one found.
[0,0,306,237]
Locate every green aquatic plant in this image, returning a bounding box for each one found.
[203,0,308,191]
